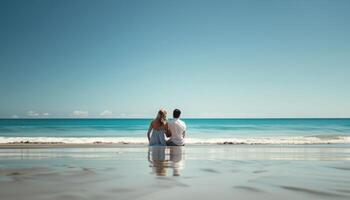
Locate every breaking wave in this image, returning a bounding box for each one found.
[1,135,350,145]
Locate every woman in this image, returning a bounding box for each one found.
[147,109,171,146]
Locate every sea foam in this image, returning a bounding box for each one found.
[1,136,350,145]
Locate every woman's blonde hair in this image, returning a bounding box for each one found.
[156,109,167,126]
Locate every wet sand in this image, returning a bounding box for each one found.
[0,145,350,200]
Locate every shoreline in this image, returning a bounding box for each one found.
[1,135,349,146]
[1,143,350,149]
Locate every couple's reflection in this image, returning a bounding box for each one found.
[148,146,184,176]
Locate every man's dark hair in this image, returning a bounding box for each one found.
[173,109,181,118]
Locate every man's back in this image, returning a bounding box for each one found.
[168,118,186,145]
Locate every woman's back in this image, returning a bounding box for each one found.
[149,120,167,146]
[147,109,168,146]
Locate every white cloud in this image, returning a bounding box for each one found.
[27,111,40,117]
[72,110,89,117]
[100,110,113,116]
[12,115,19,118]
[26,111,50,117]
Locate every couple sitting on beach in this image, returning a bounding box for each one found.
[147,109,186,146]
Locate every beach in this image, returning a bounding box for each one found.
[0,144,350,200]
[1,119,349,199]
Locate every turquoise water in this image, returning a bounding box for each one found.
[0,119,349,144]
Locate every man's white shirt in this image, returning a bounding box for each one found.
[168,118,186,145]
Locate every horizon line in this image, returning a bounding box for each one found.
[1,117,349,120]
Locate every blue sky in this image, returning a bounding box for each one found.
[0,0,349,118]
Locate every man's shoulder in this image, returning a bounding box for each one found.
[177,119,185,124]
[177,119,186,129]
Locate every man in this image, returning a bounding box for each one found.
[166,109,186,146]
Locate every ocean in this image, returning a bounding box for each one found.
[0,118,349,145]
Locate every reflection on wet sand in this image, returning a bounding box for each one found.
[0,146,350,200]
[148,146,184,176]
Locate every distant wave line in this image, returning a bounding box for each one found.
[1,136,350,145]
